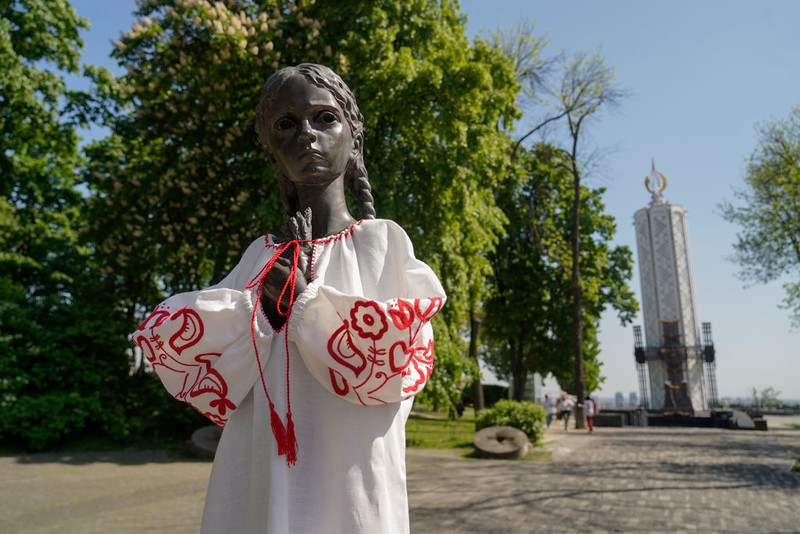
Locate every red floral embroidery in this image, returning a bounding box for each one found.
[169,308,204,354]
[350,301,388,340]
[329,369,350,396]
[327,298,440,404]
[327,322,367,377]
[137,308,170,332]
[402,340,434,394]
[134,306,237,426]
[415,297,443,323]
[389,340,412,373]
[389,299,415,330]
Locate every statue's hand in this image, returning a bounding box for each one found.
[286,207,313,278]
[261,250,308,329]
[261,209,312,329]
[287,207,313,241]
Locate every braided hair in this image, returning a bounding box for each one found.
[254,63,376,226]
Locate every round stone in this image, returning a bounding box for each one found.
[473,426,530,459]
[188,425,223,460]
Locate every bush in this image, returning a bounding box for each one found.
[0,274,134,451]
[475,399,546,444]
[122,372,210,447]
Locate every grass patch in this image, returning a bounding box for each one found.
[406,411,475,449]
[793,459,800,472]
[790,424,800,430]
[523,448,552,461]
[405,409,552,461]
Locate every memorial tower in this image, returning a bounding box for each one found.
[632,161,717,414]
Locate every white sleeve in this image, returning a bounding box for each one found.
[287,221,446,406]
[131,237,275,426]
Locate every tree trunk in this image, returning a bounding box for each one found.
[570,148,586,429]
[469,309,485,412]
[511,331,528,401]
[211,240,229,285]
[126,294,147,377]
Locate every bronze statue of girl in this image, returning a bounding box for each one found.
[133,63,445,533]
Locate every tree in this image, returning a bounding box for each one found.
[483,150,560,400]
[341,3,520,411]
[0,0,135,450]
[461,18,549,412]
[1,0,84,205]
[84,0,521,410]
[750,386,781,408]
[720,106,800,327]
[540,51,622,427]
[488,24,629,419]
[483,145,636,400]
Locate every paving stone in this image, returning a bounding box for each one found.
[407,422,800,533]
[0,421,798,533]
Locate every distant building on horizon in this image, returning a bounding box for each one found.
[629,392,639,407]
[615,392,625,408]
[632,161,718,413]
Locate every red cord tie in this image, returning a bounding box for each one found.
[247,240,307,467]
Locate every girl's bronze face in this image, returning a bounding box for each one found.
[266,74,354,187]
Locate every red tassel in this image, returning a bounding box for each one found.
[285,412,298,466]
[269,403,288,455]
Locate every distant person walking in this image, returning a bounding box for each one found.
[557,393,574,432]
[582,395,598,432]
[544,394,557,428]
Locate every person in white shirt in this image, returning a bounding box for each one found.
[556,392,575,431]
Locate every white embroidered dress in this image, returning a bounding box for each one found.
[132,219,445,534]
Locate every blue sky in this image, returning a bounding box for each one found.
[69,0,799,400]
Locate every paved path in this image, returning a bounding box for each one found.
[408,419,800,533]
[1,419,798,533]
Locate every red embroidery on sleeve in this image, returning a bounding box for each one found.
[402,340,434,394]
[389,340,412,373]
[350,301,388,340]
[327,321,367,377]
[329,369,350,396]
[415,297,443,323]
[388,299,415,330]
[134,308,237,427]
[168,308,204,354]
[137,308,170,331]
[325,298,439,403]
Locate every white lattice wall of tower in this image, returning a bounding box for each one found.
[634,201,707,411]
